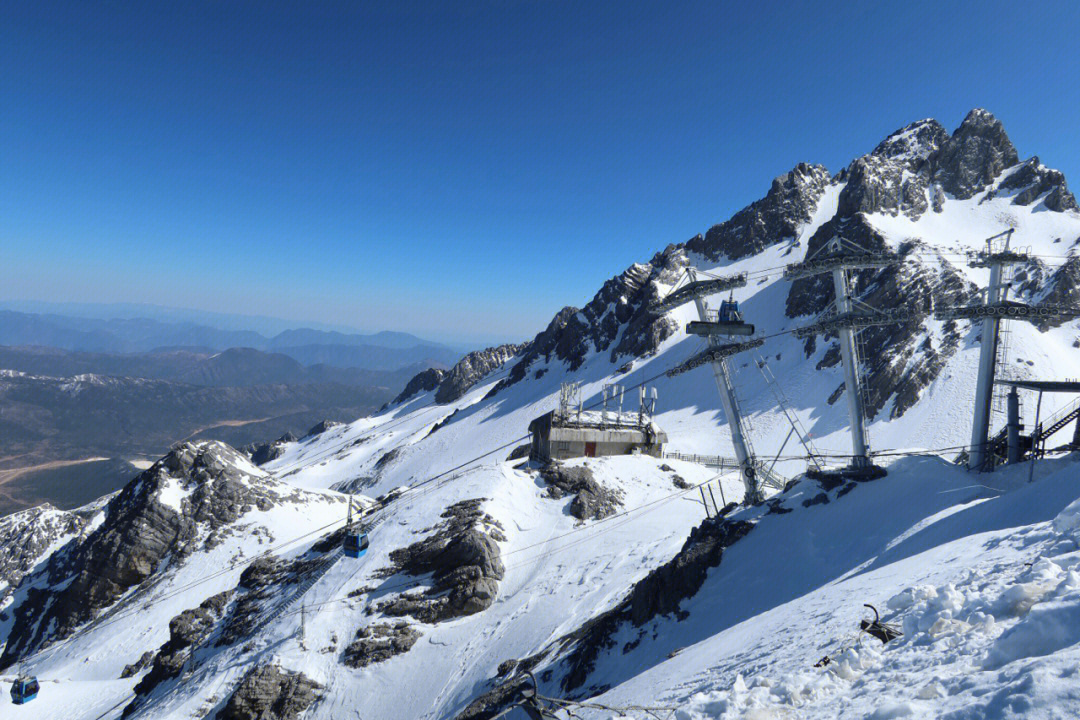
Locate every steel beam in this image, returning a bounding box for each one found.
[686,320,756,337]
[967,256,1005,471]
[831,267,872,468]
[650,273,748,314]
[666,338,766,377]
[934,302,1080,322]
[783,253,897,281]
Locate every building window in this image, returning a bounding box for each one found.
[557,441,570,451]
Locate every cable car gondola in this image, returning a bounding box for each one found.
[343,529,369,559]
[686,298,755,337]
[10,675,40,705]
[342,492,369,559]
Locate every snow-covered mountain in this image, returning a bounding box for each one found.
[3,109,1080,720]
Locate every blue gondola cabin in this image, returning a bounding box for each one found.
[344,531,369,558]
[11,676,39,704]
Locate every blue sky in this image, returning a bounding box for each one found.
[2,1,1077,345]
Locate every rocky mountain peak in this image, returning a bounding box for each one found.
[435,343,528,404]
[871,118,949,164]
[931,108,1019,199]
[686,162,832,261]
[0,440,283,666]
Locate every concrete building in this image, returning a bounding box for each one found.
[528,409,668,462]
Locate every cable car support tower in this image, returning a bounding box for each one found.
[652,269,772,503]
[934,229,1080,470]
[784,238,922,479]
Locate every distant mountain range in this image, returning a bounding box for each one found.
[0,310,463,370]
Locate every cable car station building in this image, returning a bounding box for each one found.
[528,408,668,462]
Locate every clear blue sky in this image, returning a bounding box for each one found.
[2,1,1077,345]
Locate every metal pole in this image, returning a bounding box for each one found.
[1029,390,1043,483]
[1006,387,1021,464]
[688,269,759,503]
[830,266,870,468]
[969,248,1005,471]
[699,486,711,518]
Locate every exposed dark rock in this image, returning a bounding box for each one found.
[505,443,531,462]
[559,514,755,692]
[394,367,446,404]
[342,621,420,668]
[451,653,548,720]
[787,221,975,420]
[244,431,296,466]
[540,464,623,521]
[379,499,505,623]
[435,344,526,404]
[218,664,322,720]
[0,504,83,605]
[120,651,155,679]
[304,419,341,438]
[931,108,1019,200]
[217,552,335,647]
[1,441,280,668]
[374,447,403,471]
[125,591,233,712]
[1036,256,1080,330]
[834,121,948,220]
[870,118,949,164]
[495,247,687,390]
[686,163,832,261]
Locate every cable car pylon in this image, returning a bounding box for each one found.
[652,268,767,504]
[784,237,912,480]
[934,229,1080,471]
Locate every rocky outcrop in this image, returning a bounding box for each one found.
[124,591,233,714]
[1036,256,1080,330]
[0,441,281,666]
[540,464,623,521]
[218,664,322,720]
[989,157,1078,211]
[435,343,526,404]
[559,514,754,692]
[217,552,336,647]
[379,499,505,623]
[931,108,1019,200]
[244,431,296,466]
[686,163,832,260]
[394,367,446,404]
[342,621,421,668]
[304,419,341,438]
[0,504,83,605]
[496,248,687,390]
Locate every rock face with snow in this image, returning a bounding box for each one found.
[0,441,280,666]
[435,343,526,403]
[393,366,445,403]
[342,621,421,668]
[126,591,233,712]
[541,463,623,521]
[931,108,1019,200]
[218,664,322,720]
[0,504,83,605]
[380,499,506,623]
[244,431,297,466]
[687,163,833,260]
